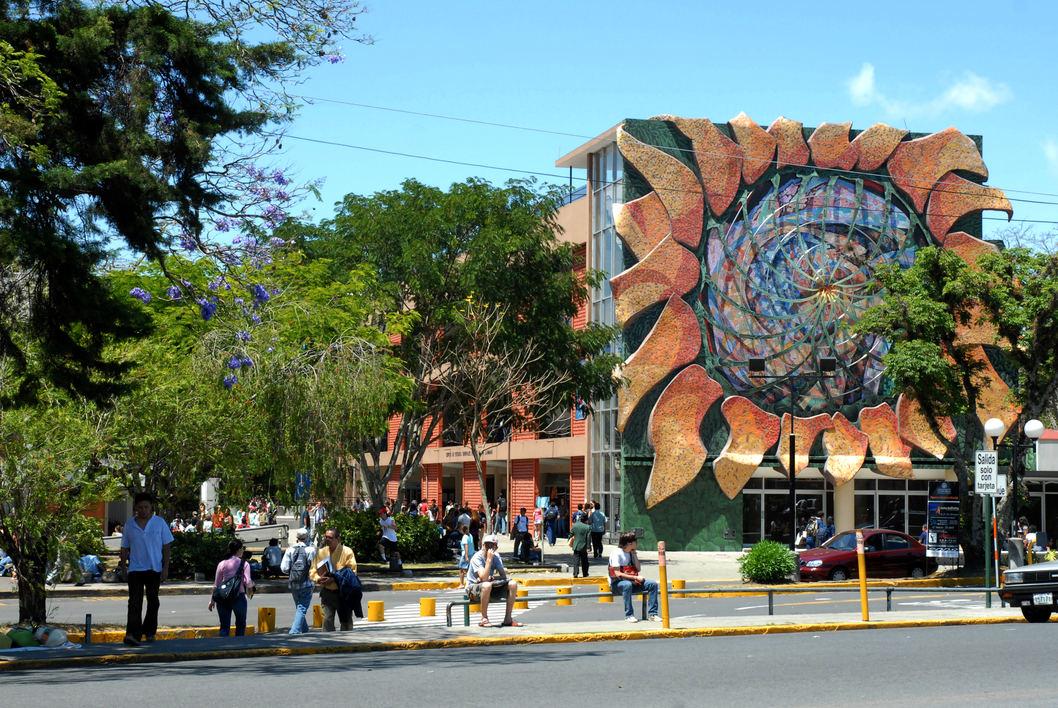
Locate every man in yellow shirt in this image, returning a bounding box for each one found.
[310,528,357,631]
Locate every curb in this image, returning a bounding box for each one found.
[0,614,1030,672]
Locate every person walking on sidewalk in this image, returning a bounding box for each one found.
[512,507,531,561]
[458,523,475,586]
[379,507,400,568]
[544,500,558,546]
[589,501,607,559]
[119,492,174,646]
[569,513,591,578]
[311,528,357,631]
[281,528,316,634]
[466,535,523,628]
[608,532,660,623]
[208,539,255,637]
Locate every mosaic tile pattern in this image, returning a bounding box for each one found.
[614,191,669,261]
[808,122,858,170]
[823,412,869,486]
[775,413,834,478]
[850,123,907,171]
[728,112,777,183]
[857,403,913,478]
[611,235,699,326]
[714,396,781,500]
[896,392,957,460]
[926,172,1013,241]
[672,117,742,217]
[887,127,988,212]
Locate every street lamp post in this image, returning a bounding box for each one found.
[984,417,1045,536]
[749,356,837,551]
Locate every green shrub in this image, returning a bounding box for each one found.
[55,514,107,557]
[737,540,797,583]
[326,509,444,563]
[169,531,237,579]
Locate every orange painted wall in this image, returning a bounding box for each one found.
[462,461,484,508]
[510,459,539,533]
[570,456,586,513]
[422,463,443,503]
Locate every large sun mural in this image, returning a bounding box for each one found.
[613,115,1018,547]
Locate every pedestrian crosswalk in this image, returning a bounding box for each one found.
[359,589,546,629]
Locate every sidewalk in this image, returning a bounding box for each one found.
[0,605,1029,672]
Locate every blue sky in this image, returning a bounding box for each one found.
[279,1,1058,238]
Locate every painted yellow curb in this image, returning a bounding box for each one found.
[1,614,1033,672]
[65,626,258,644]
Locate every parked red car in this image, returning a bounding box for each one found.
[798,528,937,581]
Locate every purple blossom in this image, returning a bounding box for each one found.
[233,235,243,245]
[181,279,192,288]
[223,373,238,389]
[240,356,255,368]
[215,217,237,233]
[166,285,182,300]
[197,298,218,321]
[325,54,345,64]
[251,314,262,325]
[251,284,270,304]
[245,165,265,181]
[274,190,291,202]
[227,355,242,369]
[268,237,286,248]
[263,204,287,226]
[234,297,245,306]
[266,347,275,353]
[236,330,251,342]
[270,287,281,295]
[271,170,290,186]
[179,234,197,251]
[129,287,152,303]
[208,277,225,292]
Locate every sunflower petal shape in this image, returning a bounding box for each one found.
[776,413,834,478]
[616,295,701,433]
[612,235,700,326]
[728,112,777,183]
[942,231,1002,346]
[926,172,1012,241]
[617,128,704,249]
[614,191,668,261]
[767,117,810,168]
[808,122,859,170]
[896,392,957,460]
[822,412,868,486]
[672,117,742,216]
[645,365,723,508]
[857,403,913,478]
[714,396,781,500]
[850,123,907,171]
[887,127,988,212]
[966,347,1018,443]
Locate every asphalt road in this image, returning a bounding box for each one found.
[3,624,1054,706]
[0,587,1002,630]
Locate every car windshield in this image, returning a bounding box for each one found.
[823,532,857,551]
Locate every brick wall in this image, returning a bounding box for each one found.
[569,456,586,513]
[462,461,484,508]
[509,458,539,533]
[421,463,443,504]
[385,466,401,503]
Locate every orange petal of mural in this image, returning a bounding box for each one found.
[944,231,1002,346]
[645,365,723,508]
[850,123,907,171]
[775,413,834,478]
[808,122,859,170]
[614,191,668,261]
[857,403,913,479]
[944,230,999,269]
[822,412,868,486]
[728,112,777,183]
[926,172,1013,241]
[617,128,704,249]
[767,117,810,168]
[714,396,781,500]
[611,235,699,326]
[966,346,1018,443]
[616,295,701,433]
[887,127,988,212]
[896,392,957,460]
[672,117,742,216]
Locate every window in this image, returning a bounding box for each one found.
[884,534,910,551]
[826,532,857,551]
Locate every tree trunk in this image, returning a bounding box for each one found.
[13,537,49,625]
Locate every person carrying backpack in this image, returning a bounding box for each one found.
[281,528,316,634]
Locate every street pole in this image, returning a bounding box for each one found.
[788,394,797,551]
[984,493,992,608]
[658,541,670,629]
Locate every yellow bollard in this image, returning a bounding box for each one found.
[419,597,436,617]
[556,586,572,606]
[514,589,529,610]
[367,600,385,622]
[469,602,481,614]
[671,579,686,591]
[658,541,670,628]
[856,529,869,622]
[257,607,276,633]
[312,604,323,628]
[598,581,613,603]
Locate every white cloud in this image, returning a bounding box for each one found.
[845,63,1012,118]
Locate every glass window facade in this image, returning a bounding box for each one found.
[853,479,928,534]
[588,143,623,537]
[742,476,834,546]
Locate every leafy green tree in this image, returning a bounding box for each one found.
[309,178,622,507]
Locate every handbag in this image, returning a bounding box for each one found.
[212,559,246,603]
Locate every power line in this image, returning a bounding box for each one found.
[282,133,1058,227]
[292,94,1058,202]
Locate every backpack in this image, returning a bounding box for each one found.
[288,546,309,586]
[545,507,557,521]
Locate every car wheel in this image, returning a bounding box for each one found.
[910,566,926,579]
[1022,606,1052,623]
[830,567,849,582]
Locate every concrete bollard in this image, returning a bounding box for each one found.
[312,604,323,628]
[420,597,436,617]
[367,600,385,622]
[257,607,276,633]
[598,582,613,603]
[556,586,572,606]
[514,589,529,610]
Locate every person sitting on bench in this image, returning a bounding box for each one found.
[608,531,660,623]
[465,535,523,628]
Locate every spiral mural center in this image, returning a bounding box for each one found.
[704,176,920,414]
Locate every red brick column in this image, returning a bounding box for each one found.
[510,459,540,534]
[462,461,484,508]
[385,466,401,505]
[570,456,586,514]
[422,463,443,505]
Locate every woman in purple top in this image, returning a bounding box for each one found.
[208,539,256,636]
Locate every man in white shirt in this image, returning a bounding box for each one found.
[608,531,660,623]
[281,528,316,634]
[379,507,399,566]
[119,492,174,645]
[466,535,522,627]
